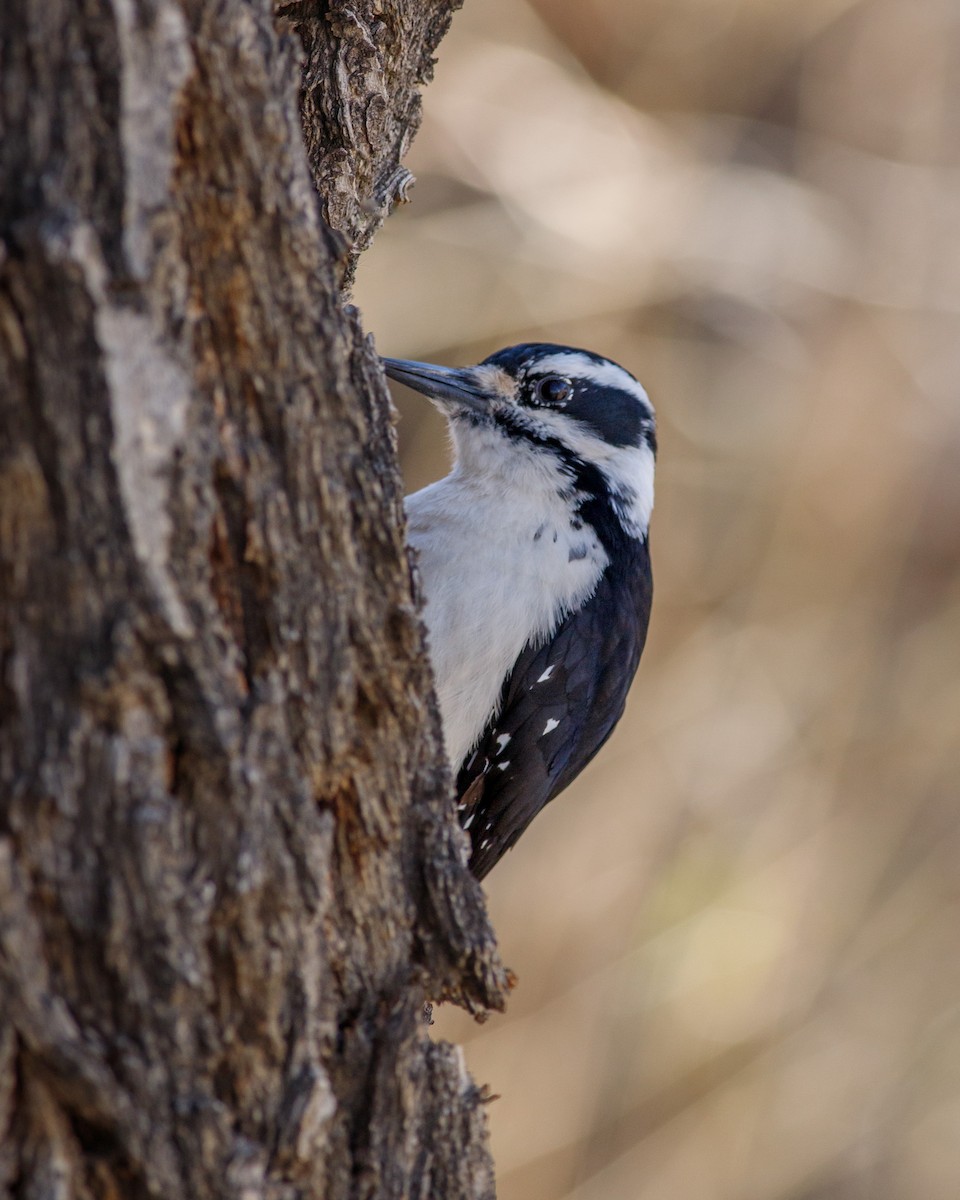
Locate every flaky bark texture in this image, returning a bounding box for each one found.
[282,0,456,284]
[0,1,509,1197]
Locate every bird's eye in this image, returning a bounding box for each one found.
[533,376,572,406]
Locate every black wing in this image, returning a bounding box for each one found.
[457,538,652,879]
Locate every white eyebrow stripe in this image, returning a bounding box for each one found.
[530,353,652,414]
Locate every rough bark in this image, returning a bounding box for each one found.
[0,1,509,1198]
[281,0,452,285]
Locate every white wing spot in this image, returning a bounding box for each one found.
[537,665,555,683]
[497,761,510,772]
[542,718,560,736]
[495,733,511,753]
[463,813,475,830]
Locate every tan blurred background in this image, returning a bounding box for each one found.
[355,1,960,1196]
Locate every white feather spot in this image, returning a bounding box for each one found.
[542,718,560,736]
[463,813,475,830]
[497,761,510,772]
[495,733,511,753]
[536,665,555,683]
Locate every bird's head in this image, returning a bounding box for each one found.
[383,342,656,541]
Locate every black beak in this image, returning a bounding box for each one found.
[381,357,490,416]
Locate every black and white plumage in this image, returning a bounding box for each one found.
[383,343,655,880]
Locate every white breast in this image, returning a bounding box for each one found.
[406,445,608,770]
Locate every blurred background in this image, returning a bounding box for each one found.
[355,1,960,1196]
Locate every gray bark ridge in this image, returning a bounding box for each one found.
[0,0,508,1197]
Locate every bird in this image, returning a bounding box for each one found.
[382,343,655,880]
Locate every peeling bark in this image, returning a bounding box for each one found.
[282,0,455,283]
[0,0,508,1197]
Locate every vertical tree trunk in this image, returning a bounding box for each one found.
[0,1,509,1197]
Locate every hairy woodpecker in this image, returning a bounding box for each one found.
[383,343,655,880]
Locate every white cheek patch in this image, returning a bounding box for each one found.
[519,410,655,537]
[607,443,655,536]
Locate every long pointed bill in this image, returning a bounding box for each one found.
[381,357,492,416]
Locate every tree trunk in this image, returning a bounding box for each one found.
[0,1,509,1197]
